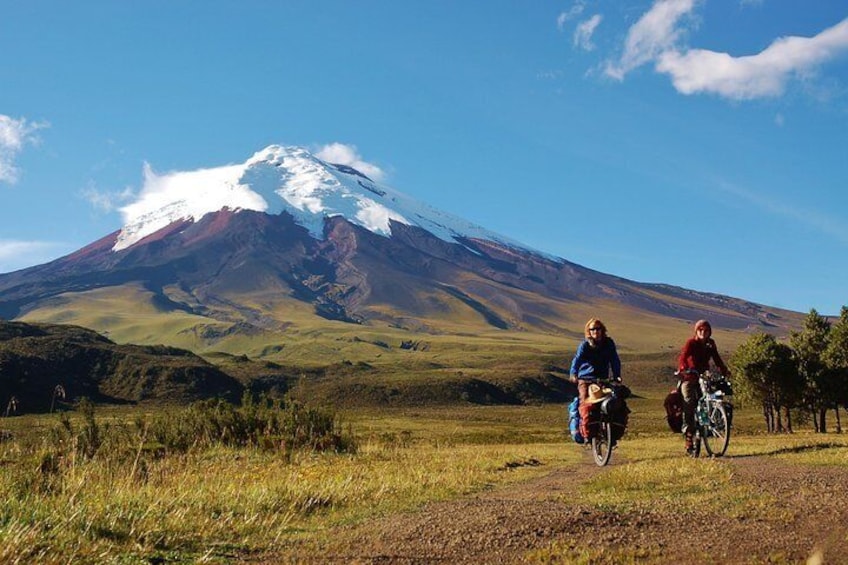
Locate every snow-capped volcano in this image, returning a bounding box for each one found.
[0,143,800,342]
[115,145,528,253]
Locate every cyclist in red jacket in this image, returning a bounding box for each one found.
[677,319,730,454]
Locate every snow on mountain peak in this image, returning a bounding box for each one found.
[114,144,531,255]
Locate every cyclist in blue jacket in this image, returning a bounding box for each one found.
[569,318,623,440]
[570,318,622,403]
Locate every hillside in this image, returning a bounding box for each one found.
[0,320,592,412]
[0,320,243,413]
[0,209,803,362]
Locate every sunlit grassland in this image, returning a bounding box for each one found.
[343,404,573,445]
[526,432,848,564]
[21,282,576,367]
[2,401,846,563]
[18,283,226,350]
[0,443,575,563]
[0,406,577,563]
[574,441,761,516]
[17,282,757,372]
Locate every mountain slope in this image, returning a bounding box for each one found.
[0,145,803,360]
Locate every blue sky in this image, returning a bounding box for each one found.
[1,0,847,316]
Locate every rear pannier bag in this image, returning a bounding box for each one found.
[664,388,684,433]
[568,397,584,444]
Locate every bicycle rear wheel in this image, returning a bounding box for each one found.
[591,421,613,466]
[702,402,730,457]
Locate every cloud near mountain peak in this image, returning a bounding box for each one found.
[315,142,386,182]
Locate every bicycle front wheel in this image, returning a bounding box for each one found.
[702,402,730,457]
[592,421,613,466]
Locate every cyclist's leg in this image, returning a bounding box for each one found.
[576,380,590,403]
[680,379,699,453]
[577,380,592,439]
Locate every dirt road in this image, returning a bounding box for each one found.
[255,451,848,564]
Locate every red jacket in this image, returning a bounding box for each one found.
[678,337,728,378]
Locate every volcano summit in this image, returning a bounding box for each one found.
[115,145,528,254]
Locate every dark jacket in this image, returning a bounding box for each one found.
[569,337,621,381]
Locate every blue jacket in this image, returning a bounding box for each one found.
[569,338,621,381]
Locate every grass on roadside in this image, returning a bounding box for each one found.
[1,402,846,563]
[528,433,848,565]
[574,433,848,515]
[0,405,576,563]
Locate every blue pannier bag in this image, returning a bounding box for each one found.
[568,397,584,444]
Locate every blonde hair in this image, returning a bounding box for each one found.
[584,318,607,340]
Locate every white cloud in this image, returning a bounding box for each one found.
[574,15,603,51]
[604,0,697,80]
[0,240,68,273]
[0,115,48,184]
[80,184,136,213]
[601,1,848,101]
[656,17,848,100]
[557,2,586,31]
[315,142,386,182]
[119,161,266,224]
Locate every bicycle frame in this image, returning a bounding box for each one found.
[587,381,629,466]
[694,371,732,457]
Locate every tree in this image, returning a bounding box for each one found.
[731,332,800,433]
[823,306,848,433]
[790,309,832,432]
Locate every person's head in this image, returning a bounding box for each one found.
[694,319,712,340]
[585,318,607,342]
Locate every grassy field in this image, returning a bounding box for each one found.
[1,398,845,564]
[19,283,760,370]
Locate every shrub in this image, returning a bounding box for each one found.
[50,396,357,460]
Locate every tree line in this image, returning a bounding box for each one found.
[731,307,848,434]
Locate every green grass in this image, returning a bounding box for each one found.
[526,432,848,565]
[18,280,765,371]
[572,442,769,527]
[344,404,572,446]
[0,415,574,562]
[3,281,827,563]
[2,390,845,562]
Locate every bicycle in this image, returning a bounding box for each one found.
[585,381,630,466]
[678,370,733,457]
